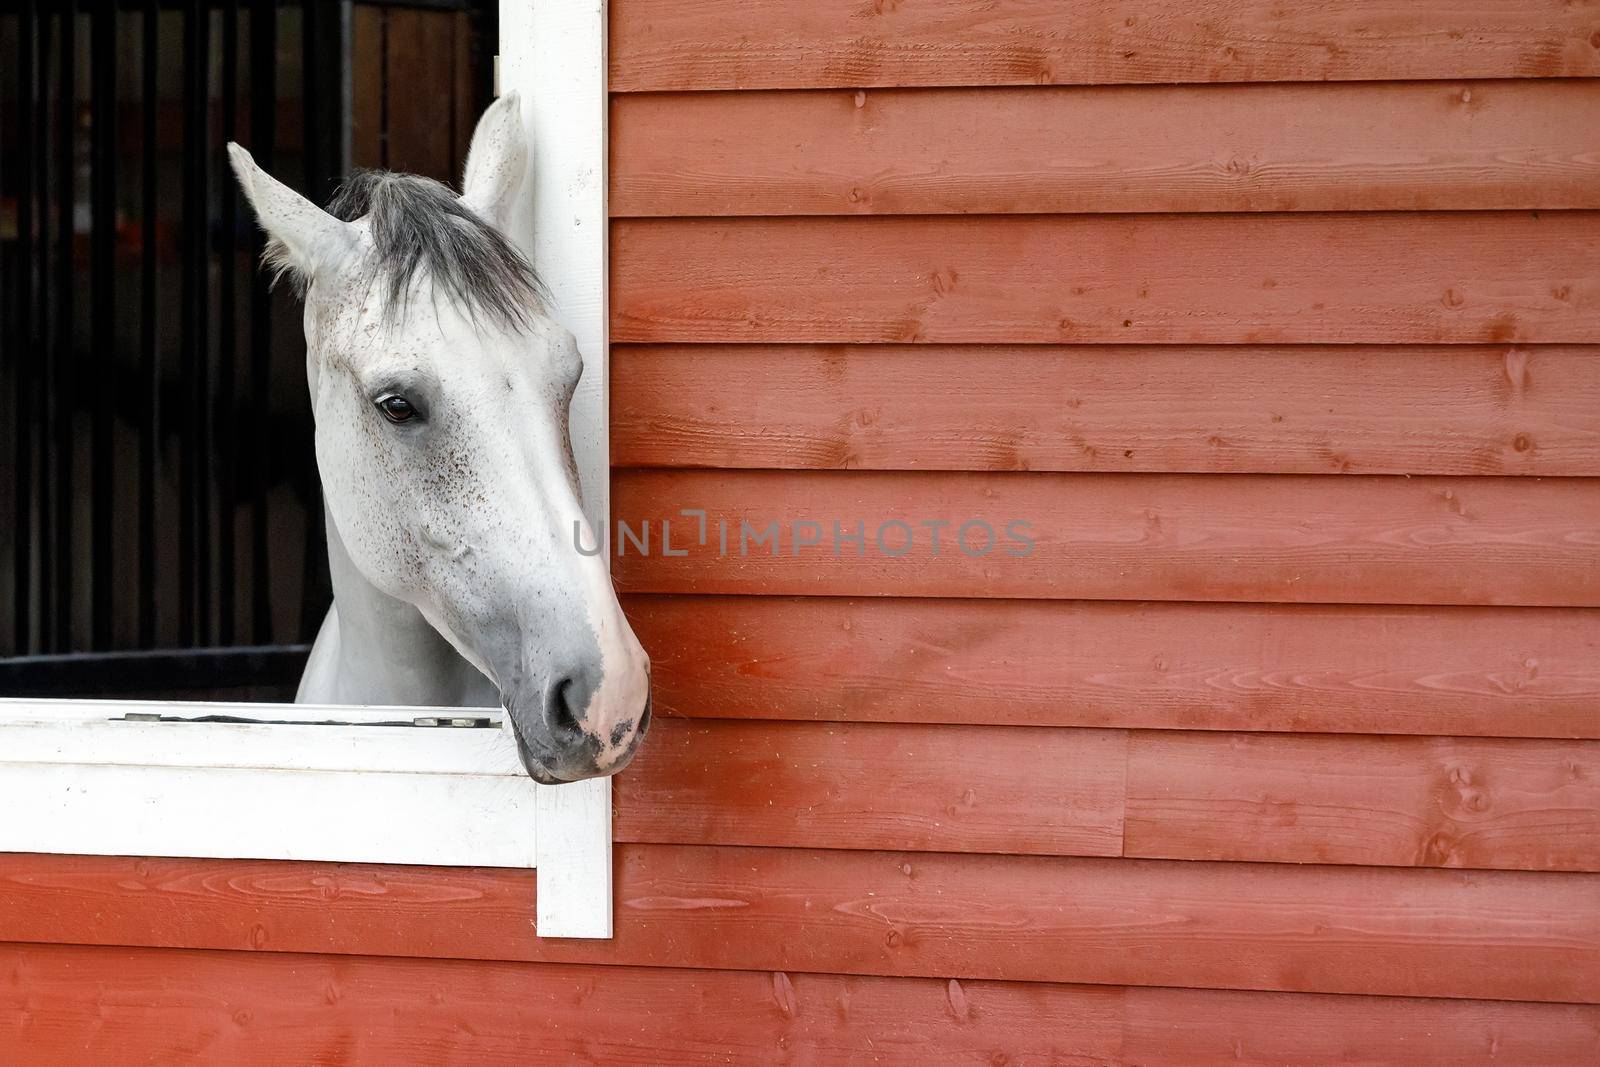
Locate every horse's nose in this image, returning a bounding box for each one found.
[508,663,649,782]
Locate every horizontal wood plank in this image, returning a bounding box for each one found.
[612,82,1600,216]
[609,469,1600,606]
[1125,733,1600,872]
[612,213,1600,344]
[617,719,1596,872]
[1114,984,1600,1065]
[611,344,1600,476]
[615,718,1127,857]
[624,595,1600,738]
[1,847,1594,1001]
[7,943,1598,1065]
[611,0,1600,91]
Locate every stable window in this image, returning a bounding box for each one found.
[0,1,613,938]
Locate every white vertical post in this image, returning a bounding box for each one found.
[499,0,614,939]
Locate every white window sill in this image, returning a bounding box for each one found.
[0,697,612,938]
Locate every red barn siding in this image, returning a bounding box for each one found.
[627,595,1600,738]
[5,3,1599,1061]
[611,214,1598,344]
[3,850,1597,1002]
[9,944,1600,1066]
[610,82,1600,215]
[612,344,1600,476]
[610,469,1600,605]
[609,0,1600,90]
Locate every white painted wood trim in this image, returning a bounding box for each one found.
[0,700,523,775]
[0,698,537,869]
[0,695,618,933]
[500,0,615,939]
[0,763,537,868]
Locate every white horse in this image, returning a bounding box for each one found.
[225,94,650,783]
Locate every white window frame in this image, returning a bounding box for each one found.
[0,0,614,940]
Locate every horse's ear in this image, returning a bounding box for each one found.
[227,142,354,289]
[461,92,527,232]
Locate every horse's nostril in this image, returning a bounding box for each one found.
[545,676,584,738]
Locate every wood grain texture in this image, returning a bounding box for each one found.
[615,719,1595,872]
[611,213,1600,344]
[614,718,1126,857]
[624,595,1600,738]
[7,943,1598,1066]
[610,0,1600,91]
[381,9,455,182]
[611,344,1600,476]
[0,847,1594,1001]
[611,82,1600,216]
[1117,984,1600,1066]
[350,6,384,169]
[609,469,1600,606]
[1126,733,1600,872]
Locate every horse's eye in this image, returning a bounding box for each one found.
[376,395,418,424]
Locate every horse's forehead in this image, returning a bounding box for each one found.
[315,281,561,379]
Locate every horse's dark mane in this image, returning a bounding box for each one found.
[325,169,546,329]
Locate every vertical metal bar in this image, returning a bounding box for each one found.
[302,1,352,198]
[0,19,9,655]
[0,16,12,658]
[1,8,16,653]
[378,7,389,170]
[302,2,321,201]
[247,0,275,644]
[33,9,53,653]
[296,0,348,640]
[0,19,8,655]
[447,11,458,174]
[195,1,213,647]
[336,1,353,179]
[0,21,8,657]
[299,0,325,639]
[217,0,239,645]
[179,0,209,645]
[178,0,195,644]
[89,0,116,649]
[137,0,158,647]
[53,2,76,652]
[14,2,38,653]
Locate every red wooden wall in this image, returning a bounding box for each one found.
[5,2,1600,1062]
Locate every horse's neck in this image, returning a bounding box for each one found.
[295,514,500,709]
